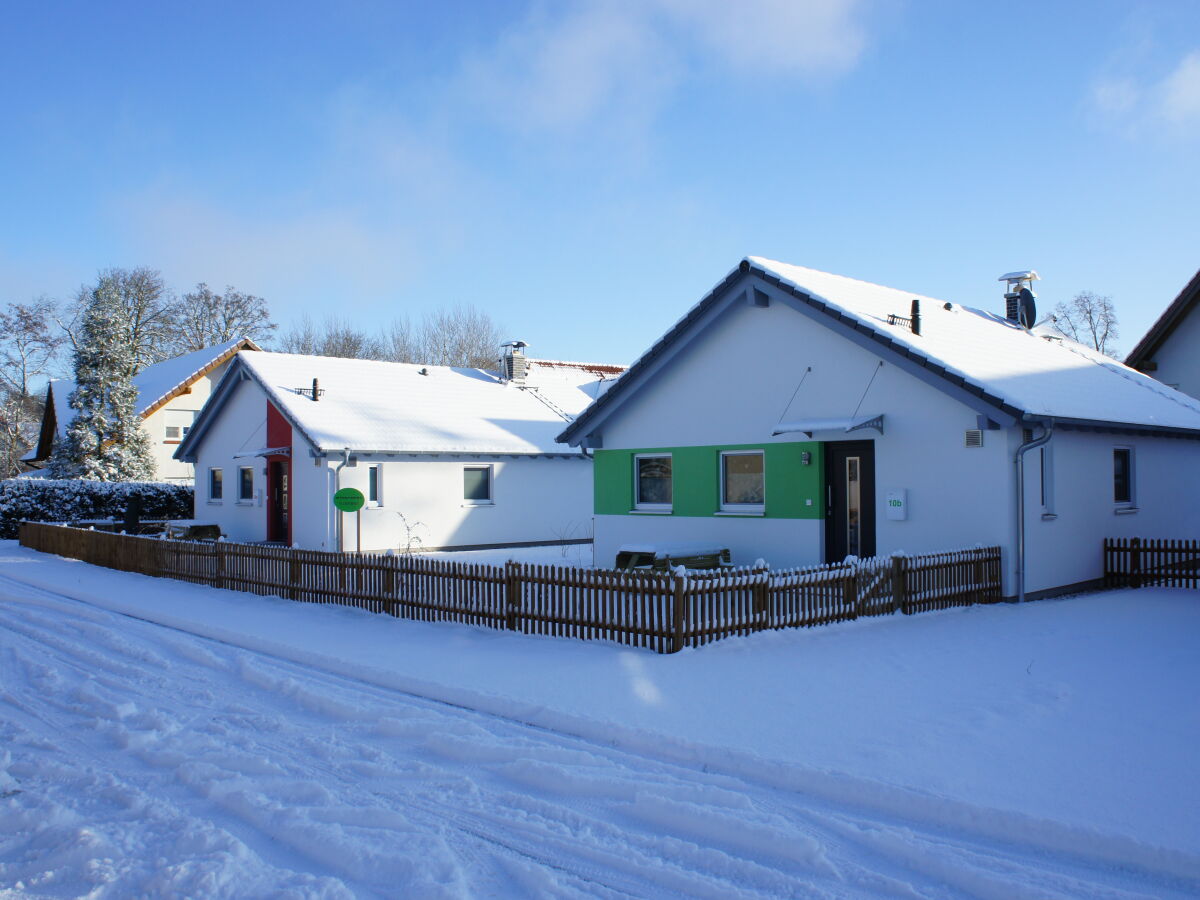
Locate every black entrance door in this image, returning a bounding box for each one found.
[825,441,876,563]
[268,460,288,543]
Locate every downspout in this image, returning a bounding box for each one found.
[334,448,351,553]
[1014,418,1054,602]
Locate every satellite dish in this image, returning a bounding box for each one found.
[1018,288,1037,329]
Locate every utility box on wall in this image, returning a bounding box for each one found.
[886,489,907,521]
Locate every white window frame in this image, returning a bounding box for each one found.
[1113,446,1137,512]
[164,425,182,442]
[719,450,766,514]
[463,464,494,506]
[237,466,254,503]
[367,464,382,507]
[208,467,223,502]
[633,453,672,512]
[1039,444,1056,519]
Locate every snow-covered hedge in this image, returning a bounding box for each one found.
[0,478,193,539]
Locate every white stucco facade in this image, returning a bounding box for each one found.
[1140,300,1200,401]
[189,375,594,552]
[576,264,1200,598]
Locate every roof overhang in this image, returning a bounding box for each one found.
[558,259,1024,447]
[1126,268,1200,370]
[772,414,884,438]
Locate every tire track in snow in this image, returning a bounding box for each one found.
[2,572,1197,899]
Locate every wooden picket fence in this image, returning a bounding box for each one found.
[18,522,1001,653]
[1104,537,1200,589]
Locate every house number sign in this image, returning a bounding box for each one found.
[334,487,366,512]
[885,489,907,521]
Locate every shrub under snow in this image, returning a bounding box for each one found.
[0,478,193,538]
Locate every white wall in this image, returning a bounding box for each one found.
[190,377,269,542]
[1022,429,1200,594]
[190,375,594,551]
[1146,302,1200,400]
[594,288,1014,570]
[334,455,593,553]
[146,362,231,484]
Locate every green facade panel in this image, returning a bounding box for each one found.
[594,442,824,519]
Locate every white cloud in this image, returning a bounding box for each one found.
[654,0,869,79]
[455,0,874,141]
[456,4,679,138]
[1158,51,1200,126]
[1090,48,1200,136]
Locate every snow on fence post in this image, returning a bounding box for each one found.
[504,561,520,631]
[215,540,227,591]
[843,564,859,619]
[671,568,688,653]
[1130,537,1142,589]
[892,553,909,614]
[751,561,770,631]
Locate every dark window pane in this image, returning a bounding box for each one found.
[368,466,379,502]
[239,467,253,500]
[637,457,672,505]
[723,453,764,505]
[1113,449,1131,503]
[210,469,223,500]
[464,467,491,501]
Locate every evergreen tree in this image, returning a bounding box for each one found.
[48,275,156,481]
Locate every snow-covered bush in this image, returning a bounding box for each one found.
[0,478,192,538]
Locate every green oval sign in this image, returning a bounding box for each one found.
[333,487,365,512]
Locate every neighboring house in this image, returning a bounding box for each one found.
[23,338,261,483]
[174,345,623,552]
[1126,268,1200,399]
[558,257,1200,600]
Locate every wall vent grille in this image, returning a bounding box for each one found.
[964,429,984,448]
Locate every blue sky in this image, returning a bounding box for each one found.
[2,1,1198,366]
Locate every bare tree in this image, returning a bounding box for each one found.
[1053,291,1119,357]
[416,305,503,369]
[171,283,275,353]
[0,299,62,477]
[277,315,382,360]
[277,304,504,368]
[59,268,176,374]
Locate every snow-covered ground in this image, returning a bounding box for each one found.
[1,540,1198,898]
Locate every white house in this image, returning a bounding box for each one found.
[24,338,260,483]
[557,257,1200,600]
[1126,267,1200,399]
[174,346,623,552]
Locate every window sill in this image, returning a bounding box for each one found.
[235,500,254,506]
[630,508,672,515]
[1040,512,1058,521]
[716,509,765,517]
[463,501,495,508]
[163,440,181,445]
[206,500,224,505]
[1114,506,1139,515]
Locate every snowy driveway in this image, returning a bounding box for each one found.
[1,561,1198,897]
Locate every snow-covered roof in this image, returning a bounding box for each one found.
[132,338,258,416]
[561,257,1200,444]
[189,351,615,456]
[27,340,259,466]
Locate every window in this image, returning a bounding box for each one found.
[634,454,672,511]
[367,465,381,506]
[238,466,254,502]
[463,465,493,504]
[164,410,195,443]
[1039,445,1055,517]
[720,451,765,512]
[208,468,223,501]
[1113,448,1133,505]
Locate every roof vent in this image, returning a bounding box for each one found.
[294,378,324,401]
[964,429,983,448]
[500,340,528,384]
[999,270,1039,328]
